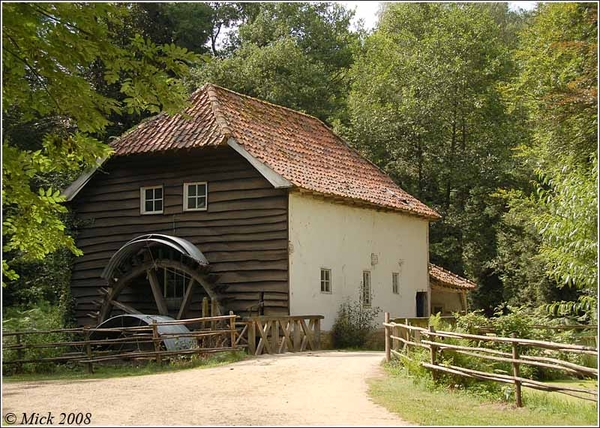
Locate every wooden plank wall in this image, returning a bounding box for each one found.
[70,146,289,325]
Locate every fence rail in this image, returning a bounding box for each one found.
[383,312,598,407]
[2,313,240,374]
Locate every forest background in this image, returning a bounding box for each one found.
[2,2,597,326]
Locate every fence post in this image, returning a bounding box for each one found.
[511,333,523,407]
[314,318,321,350]
[248,320,256,355]
[202,297,209,328]
[429,326,437,381]
[384,312,391,362]
[152,321,162,366]
[211,299,218,331]
[229,311,236,349]
[83,326,94,374]
[15,333,24,374]
[404,318,409,351]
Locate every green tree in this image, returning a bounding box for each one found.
[346,3,525,312]
[2,3,198,283]
[190,2,359,123]
[501,3,597,293]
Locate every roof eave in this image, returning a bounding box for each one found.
[227,138,293,189]
[294,188,439,221]
[62,156,109,202]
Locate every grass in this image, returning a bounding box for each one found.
[368,362,598,426]
[3,350,247,382]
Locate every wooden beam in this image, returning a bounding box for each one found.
[177,278,196,320]
[255,319,273,354]
[147,269,169,316]
[279,319,294,353]
[299,319,315,350]
[111,300,142,315]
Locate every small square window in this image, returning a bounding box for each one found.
[320,268,331,293]
[184,182,208,211]
[392,272,399,294]
[140,186,164,215]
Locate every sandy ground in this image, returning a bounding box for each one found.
[2,351,411,426]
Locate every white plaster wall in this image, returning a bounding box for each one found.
[288,192,430,330]
[431,289,464,315]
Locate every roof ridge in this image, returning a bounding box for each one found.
[207,83,329,126]
[204,83,234,141]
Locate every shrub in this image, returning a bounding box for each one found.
[2,301,72,375]
[331,297,381,349]
[393,304,596,400]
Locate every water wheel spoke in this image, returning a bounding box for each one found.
[111,300,142,315]
[147,269,169,316]
[177,278,196,320]
[97,239,224,324]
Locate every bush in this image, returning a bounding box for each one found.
[393,304,596,400]
[2,301,73,375]
[331,298,381,349]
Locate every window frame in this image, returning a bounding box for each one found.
[183,181,208,212]
[140,185,164,215]
[392,272,400,295]
[320,268,332,294]
[362,270,372,307]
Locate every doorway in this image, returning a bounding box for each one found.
[416,291,428,317]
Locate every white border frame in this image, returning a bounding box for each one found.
[183,181,208,212]
[140,185,164,215]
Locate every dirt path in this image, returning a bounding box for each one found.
[2,351,411,426]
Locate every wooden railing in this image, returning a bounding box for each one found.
[3,313,240,375]
[383,312,598,407]
[241,315,324,356]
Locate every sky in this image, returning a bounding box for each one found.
[339,1,539,31]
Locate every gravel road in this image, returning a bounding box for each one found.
[2,350,411,426]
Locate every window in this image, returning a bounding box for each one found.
[140,186,163,214]
[320,268,331,293]
[184,182,207,211]
[392,272,399,294]
[362,271,371,306]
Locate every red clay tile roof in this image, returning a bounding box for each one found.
[429,263,477,291]
[111,84,440,220]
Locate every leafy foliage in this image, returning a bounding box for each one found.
[2,302,71,374]
[396,307,596,398]
[190,2,359,122]
[2,3,199,283]
[497,3,598,295]
[331,290,382,349]
[346,3,527,312]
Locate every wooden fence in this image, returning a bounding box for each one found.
[383,312,598,407]
[3,313,240,374]
[240,315,323,356]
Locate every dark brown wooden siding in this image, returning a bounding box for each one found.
[70,146,289,325]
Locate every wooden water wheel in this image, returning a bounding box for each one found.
[92,234,228,324]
